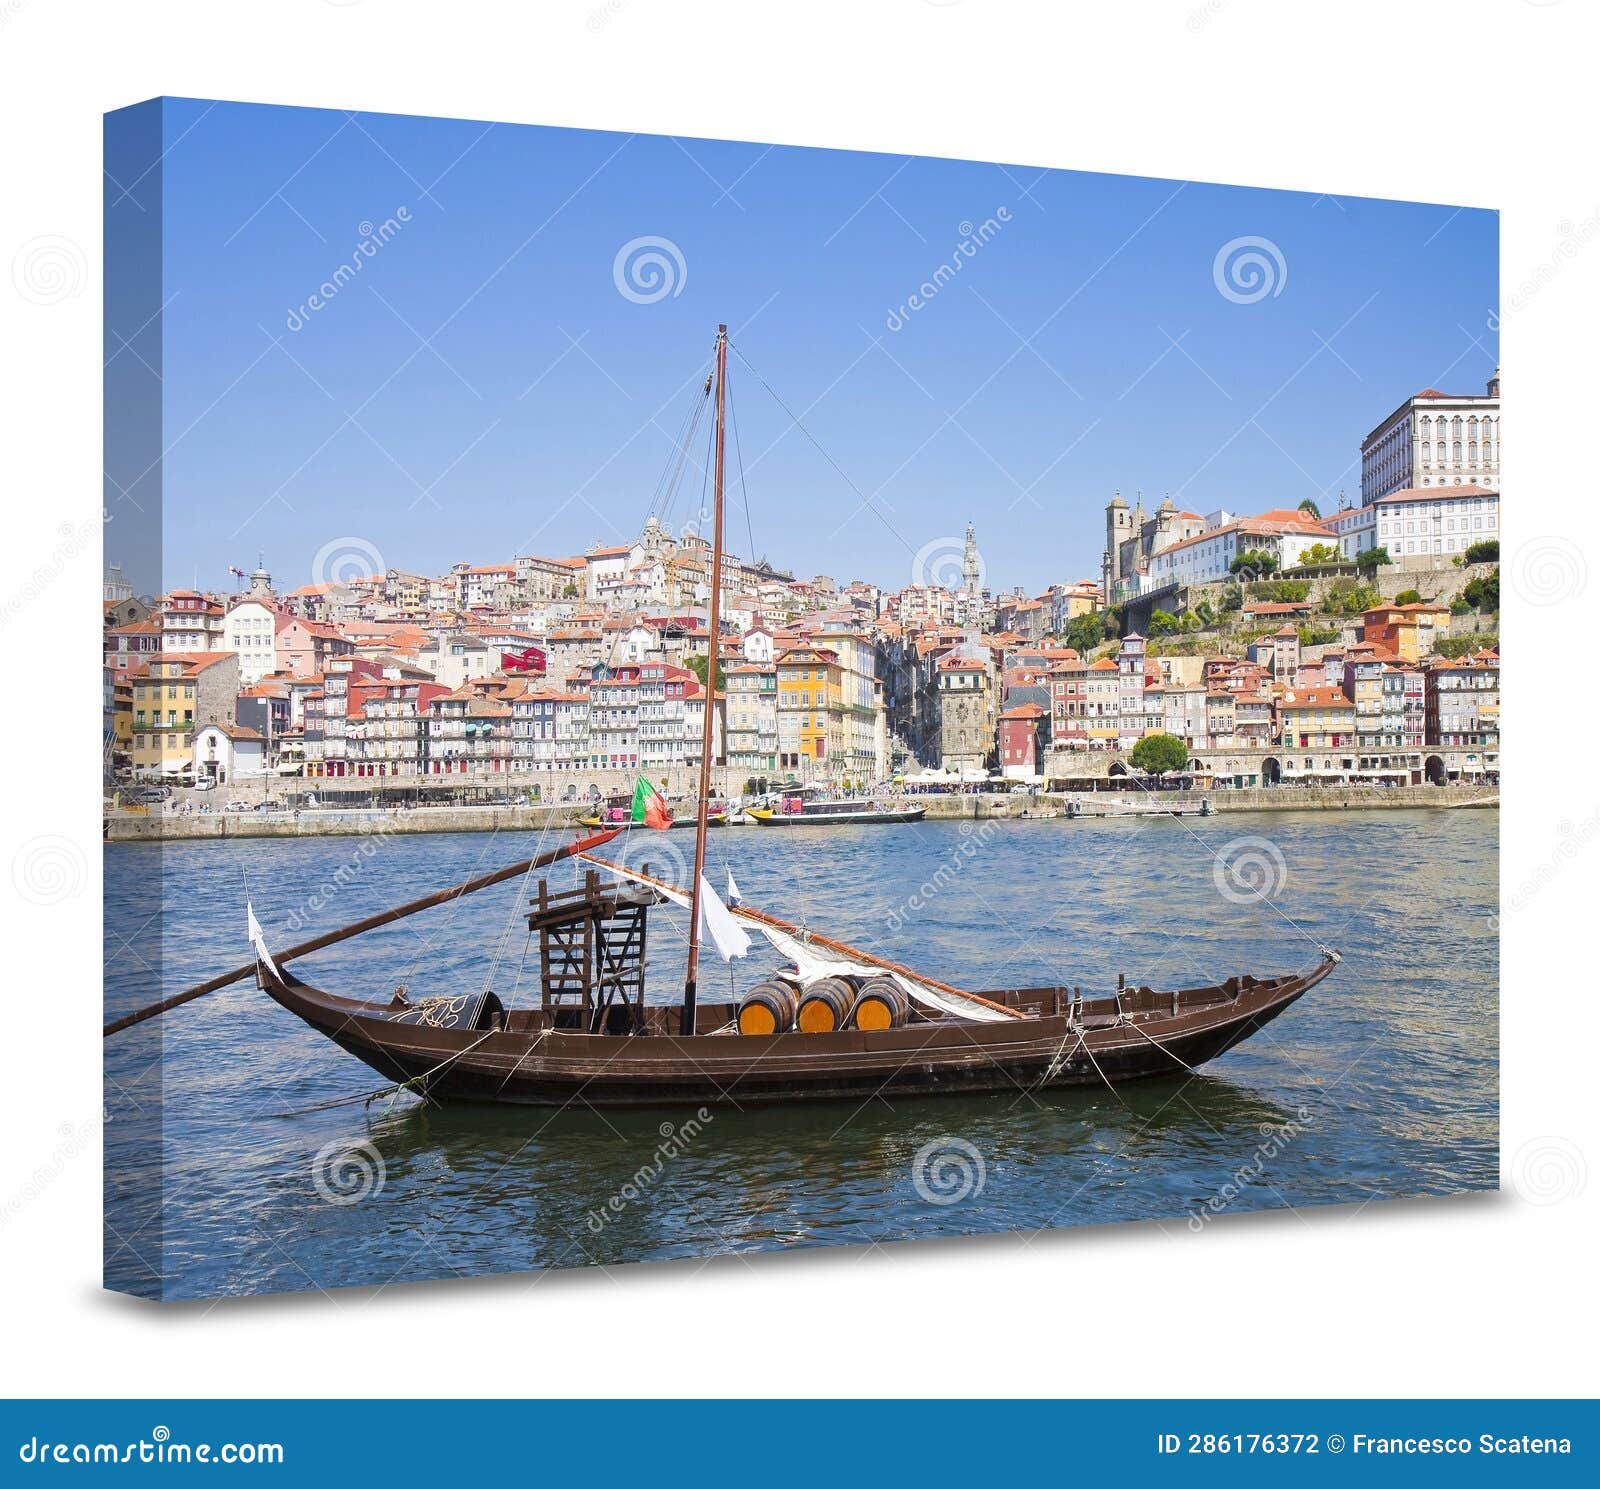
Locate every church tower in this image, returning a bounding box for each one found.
[1104,491,1130,594]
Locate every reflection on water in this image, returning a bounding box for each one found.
[104,811,1498,1299]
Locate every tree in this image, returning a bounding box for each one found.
[1462,567,1500,610]
[1355,545,1392,571]
[1064,611,1106,655]
[1464,539,1500,565]
[1148,608,1178,635]
[1220,585,1244,613]
[1297,497,1322,520]
[1395,588,1423,606]
[1130,733,1188,777]
[685,653,726,692]
[1231,549,1279,578]
[1295,542,1343,569]
[562,583,580,598]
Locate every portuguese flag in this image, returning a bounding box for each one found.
[630,776,673,830]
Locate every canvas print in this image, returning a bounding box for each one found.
[103,98,1498,1301]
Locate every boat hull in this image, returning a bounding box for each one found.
[746,806,927,826]
[577,813,725,830]
[256,955,1336,1108]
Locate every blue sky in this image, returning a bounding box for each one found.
[124,98,1498,598]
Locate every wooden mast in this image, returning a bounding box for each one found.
[681,323,728,1036]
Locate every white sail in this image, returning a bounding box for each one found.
[246,901,282,981]
[698,874,752,962]
[579,854,1012,1022]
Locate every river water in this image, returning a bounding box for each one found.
[103,810,1497,1300]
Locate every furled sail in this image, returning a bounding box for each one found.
[579,854,1013,1023]
[246,901,282,982]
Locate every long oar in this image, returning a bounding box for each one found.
[103,826,623,1037]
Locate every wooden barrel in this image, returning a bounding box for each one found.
[796,976,857,1033]
[736,977,799,1036]
[853,976,909,1031]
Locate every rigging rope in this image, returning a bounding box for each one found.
[644,363,714,532]
[1119,1013,1198,1073]
[727,338,912,554]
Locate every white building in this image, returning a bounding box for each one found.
[1326,484,1501,570]
[223,597,280,683]
[193,723,267,785]
[1145,509,1337,588]
[1360,370,1500,505]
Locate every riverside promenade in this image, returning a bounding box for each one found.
[106,783,1499,842]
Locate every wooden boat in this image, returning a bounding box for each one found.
[106,325,1338,1108]
[252,926,1338,1107]
[577,807,727,830]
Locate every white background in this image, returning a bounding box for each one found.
[0,0,1594,1399]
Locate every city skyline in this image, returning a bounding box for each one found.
[116,99,1498,598]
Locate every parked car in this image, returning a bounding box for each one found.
[192,777,216,792]
[223,799,251,812]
